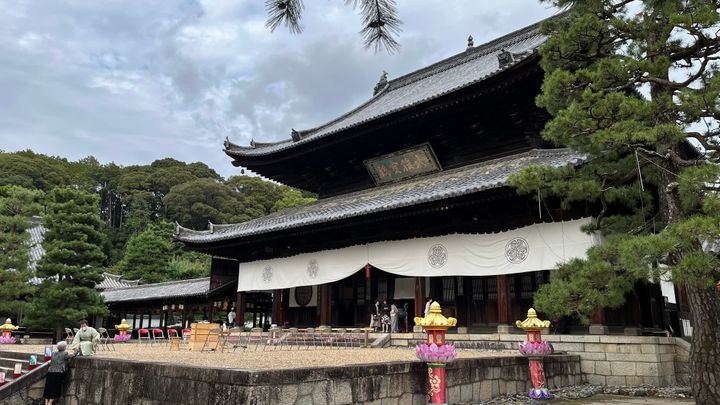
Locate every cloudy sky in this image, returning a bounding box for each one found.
[0,0,558,179]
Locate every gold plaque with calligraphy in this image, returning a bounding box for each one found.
[364,143,442,185]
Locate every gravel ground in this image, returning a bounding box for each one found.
[468,385,693,405]
[4,344,517,370]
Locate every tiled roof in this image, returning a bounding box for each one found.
[224,17,549,158]
[101,277,210,303]
[96,272,141,290]
[176,149,586,244]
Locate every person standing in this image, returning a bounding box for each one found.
[380,300,390,332]
[227,308,237,328]
[369,300,380,331]
[43,341,74,405]
[390,301,399,333]
[424,297,433,317]
[71,320,99,356]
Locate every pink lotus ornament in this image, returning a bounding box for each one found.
[518,341,554,357]
[0,336,16,344]
[114,334,131,342]
[415,343,457,363]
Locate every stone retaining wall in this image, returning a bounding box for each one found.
[389,334,685,387]
[60,355,580,405]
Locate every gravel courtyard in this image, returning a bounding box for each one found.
[5,343,518,370]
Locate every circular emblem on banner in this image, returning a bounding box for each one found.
[427,244,448,268]
[307,259,319,279]
[505,237,529,264]
[262,266,274,283]
[294,286,313,307]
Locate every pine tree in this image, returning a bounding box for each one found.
[509,1,720,401]
[118,224,174,283]
[0,186,43,324]
[29,188,107,340]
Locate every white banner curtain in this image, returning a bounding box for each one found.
[237,218,599,292]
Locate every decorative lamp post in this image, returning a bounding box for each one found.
[114,319,132,342]
[0,319,18,344]
[414,302,458,405]
[515,308,554,400]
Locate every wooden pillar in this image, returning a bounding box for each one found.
[414,277,425,321]
[496,275,511,333]
[589,310,609,335]
[236,292,246,328]
[208,302,215,323]
[272,289,283,326]
[320,284,331,326]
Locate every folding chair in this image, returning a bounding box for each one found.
[201,328,222,352]
[167,328,180,340]
[152,329,166,344]
[64,328,75,345]
[248,328,264,351]
[220,327,244,352]
[181,328,191,342]
[97,327,115,351]
[138,328,152,345]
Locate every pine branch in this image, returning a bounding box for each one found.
[265,0,304,35]
[355,0,402,53]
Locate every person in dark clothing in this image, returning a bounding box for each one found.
[44,341,74,405]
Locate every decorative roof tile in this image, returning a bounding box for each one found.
[224,18,550,158]
[101,277,210,303]
[176,149,586,244]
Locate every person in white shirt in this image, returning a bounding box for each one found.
[424,297,433,317]
[227,308,237,328]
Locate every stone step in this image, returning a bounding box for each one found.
[0,357,29,371]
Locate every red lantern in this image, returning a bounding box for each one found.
[365,264,371,279]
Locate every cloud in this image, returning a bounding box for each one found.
[0,0,557,179]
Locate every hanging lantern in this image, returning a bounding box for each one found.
[162,305,168,311]
[178,304,184,310]
[171,304,176,311]
[365,264,371,279]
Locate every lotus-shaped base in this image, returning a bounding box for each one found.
[114,334,131,342]
[0,336,16,344]
[518,341,553,357]
[415,343,457,363]
[528,387,552,399]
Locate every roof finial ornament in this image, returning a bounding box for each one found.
[174,221,181,235]
[467,35,474,50]
[373,70,388,96]
[497,49,514,68]
[223,136,230,149]
[291,128,301,142]
[208,221,214,234]
[250,138,256,148]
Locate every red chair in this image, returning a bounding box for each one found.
[182,329,191,341]
[152,328,166,344]
[138,329,151,345]
[167,329,179,338]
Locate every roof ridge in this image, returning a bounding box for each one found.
[103,277,210,291]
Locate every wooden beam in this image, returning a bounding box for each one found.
[497,275,510,325]
[272,289,282,327]
[414,277,425,322]
[320,284,331,326]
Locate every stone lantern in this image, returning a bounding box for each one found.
[515,308,554,400]
[414,302,458,405]
[0,319,18,343]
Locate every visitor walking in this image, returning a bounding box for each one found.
[424,297,433,317]
[228,308,236,328]
[43,341,74,405]
[390,301,399,333]
[71,320,99,356]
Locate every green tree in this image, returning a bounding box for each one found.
[509,2,720,401]
[118,225,174,283]
[0,186,43,324]
[28,188,107,340]
[226,175,285,216]
[271,188,317,213]
[163,178,247,229]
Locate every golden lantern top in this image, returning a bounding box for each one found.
[414,302,457,331]
[0,318,18,331]
[515,308,551,332]
[115,319,131,331]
